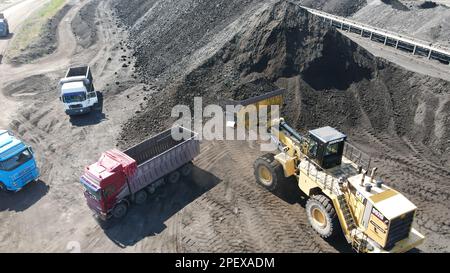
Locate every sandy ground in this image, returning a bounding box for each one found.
[0,0,50,127]
[0,0,448,253]
[0,0,26,11]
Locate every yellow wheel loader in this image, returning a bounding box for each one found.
[232,90,425,253]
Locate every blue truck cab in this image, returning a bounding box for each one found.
[0,130,40,192]
[0,13,9,37]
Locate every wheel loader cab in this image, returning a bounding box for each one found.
[306,126,347,169]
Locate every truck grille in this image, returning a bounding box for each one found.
[69,104,83,109]
[385,211,414,249]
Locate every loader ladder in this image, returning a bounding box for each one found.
[337,184,369,253]
[351,230,368,253]
[336,194,356,232]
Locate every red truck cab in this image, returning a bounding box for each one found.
[80,150,136,220]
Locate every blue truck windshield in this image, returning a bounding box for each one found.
[80,177,102,200]
[63,92,86,103]
[0,148,33,171]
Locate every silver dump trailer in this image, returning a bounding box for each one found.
[81,126,200,220]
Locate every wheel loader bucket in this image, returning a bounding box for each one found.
[224,89,286,129]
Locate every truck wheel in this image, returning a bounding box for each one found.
[168,171,181,184]
[180,162,193,176]
[306,195,338,238]
[134,190,148,205]
[253,153,284,192]
[112,202,128,219]
[146,185,156,194]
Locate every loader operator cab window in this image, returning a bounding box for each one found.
[325,142,339,156]
[308,140,318,157]
[308,126,347,169]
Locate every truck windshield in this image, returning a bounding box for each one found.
[81,180,102,200]
[63,92,86,103]
[0,148,33,171]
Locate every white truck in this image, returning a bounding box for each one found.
[59,66,98,116]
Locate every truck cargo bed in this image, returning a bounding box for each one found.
[66,66,89,77]
[124,130,185,165]
[124,126,199,194]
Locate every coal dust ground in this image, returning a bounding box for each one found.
[0,0,448,253]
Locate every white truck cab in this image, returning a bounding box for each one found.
[59,66,98,116]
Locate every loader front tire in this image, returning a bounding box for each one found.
[253,153,284,192]
[306,195,338,238]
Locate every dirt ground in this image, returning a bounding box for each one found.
[0,0,449,253]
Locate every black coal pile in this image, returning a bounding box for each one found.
[112,0,263,84]
[115,0,450,168]
[71,0,100,50]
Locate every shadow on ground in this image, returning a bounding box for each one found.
[273,177,353,253]
[102,166,221,247]
[0,32,14,40]
[0,179,49,212]
[69,92,106,126]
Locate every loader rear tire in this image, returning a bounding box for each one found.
[306,195,338,238]
[253,153,284,192]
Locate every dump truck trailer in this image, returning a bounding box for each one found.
[59,66,98,116]
[80,126,200,221]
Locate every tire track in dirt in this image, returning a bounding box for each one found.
[180,138,340,252]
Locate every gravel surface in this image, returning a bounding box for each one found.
[0,0,448,253]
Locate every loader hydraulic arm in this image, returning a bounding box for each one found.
[268,118,306,160]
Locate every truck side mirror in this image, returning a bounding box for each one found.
[59,96,62,101]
